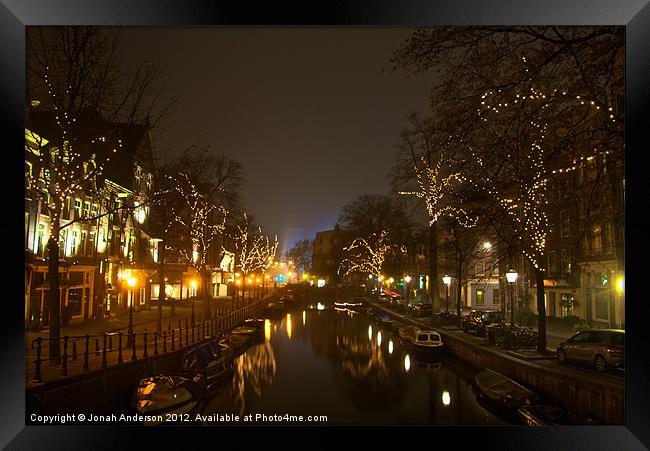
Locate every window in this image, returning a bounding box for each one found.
[548,251,558,275]
[560,293,576,317]
[560,211,571,237]
[493,288,500,305]
[83,201,90,218]
[74,199,82,219]
[569,331,589,343]
[561,249,571,275]
[36,224,46,256]
[592,225,602,255]
[476,289,484,305]
[585,332,605,344]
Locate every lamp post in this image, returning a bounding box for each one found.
[615,274,624,329]
[505,269,518,326]
[404,275,412,305]
[190,279,197,326]
[127,276,137,347]
[442,275,451,313]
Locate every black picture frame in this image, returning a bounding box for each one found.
[2,1,649,449]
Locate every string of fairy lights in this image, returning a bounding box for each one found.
[170,172,228,269]
[338,230,404,277]
[232,213,279,276]
[27,66,126,236]
[471,84,619,270]
[399,153,478,228]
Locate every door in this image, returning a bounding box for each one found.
[564,331,590,361]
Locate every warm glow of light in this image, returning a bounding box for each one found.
[256,278,261,283]
[302,273,308,280]
[388,339,394,354]
[302,310,306,325]
[506,269,518,284]
[264,319,271,341]
[127,277,137,287]
[443,275,451,286]
[404,354,411,372]
[190,279,197,288]
[377,331,382,346]
[616,275,625,295]
[404,275,412,283]
[442,391,451,406]
[368,325,373,340]
[286,314,292,339]
[317,302,325,311]
[236,280,242,286]
[368,274,373,279]
[317,279,325,287]
[388,277,394,284]
[483,241,492,250]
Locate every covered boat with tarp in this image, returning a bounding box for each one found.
[182,340,234,393]
[132,373,203,424]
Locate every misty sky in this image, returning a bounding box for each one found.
[119,28,431,254]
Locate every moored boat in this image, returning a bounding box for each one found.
[132,373,204,424]
[182,340,234,393]
[220,333,250,354]
[398,325,418,342]
[518,404,603,426]
[410,330,445,353]
[474,369,543,411]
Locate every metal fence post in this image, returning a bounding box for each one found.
[143,331,149,358]
[61,336,69,376]
[33,337,43,382]
[118,332,123,366]
[102,333,107,368]
[154,331,158,356]
[83,335,90,372]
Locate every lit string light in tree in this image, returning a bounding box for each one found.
[338,230,404,277]
[26,65,126,241]
[471,84,619,270]
[399,152,477,228]
[169,172,228,270]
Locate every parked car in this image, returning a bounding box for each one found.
[462,309,505,336]
[556,329,624,373]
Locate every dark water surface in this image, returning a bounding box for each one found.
[202,301,510,425]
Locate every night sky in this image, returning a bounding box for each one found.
[119,28,430,253]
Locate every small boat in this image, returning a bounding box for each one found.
[518,404,603,426]
[411,330,445,352]
[231,325,257,335]
[381,318,398,330]
[265,301,286,315]
[244,318,265,331]
[474,369,543,411]
[182,341,233,393]
[398,325,418,341]
[132,373,204,424]
[220,333,250,354]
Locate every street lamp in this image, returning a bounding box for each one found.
[615,274,624,328]
[404,275,412,304]
[190,279,197,326]
[505,269,518,326]
[127,276,137,346]
[442,275,451,313]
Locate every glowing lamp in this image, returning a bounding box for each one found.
[506,269,518,284]
[442,275,451,286]
[127,277,137,287]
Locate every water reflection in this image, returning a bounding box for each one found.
[202,299,509,424]
[286,314,292,339]
[230,341,277,415]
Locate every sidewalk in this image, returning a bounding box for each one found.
[24,296,267,383]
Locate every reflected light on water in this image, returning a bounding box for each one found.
[442,390,451,406]
[286,314,292,339]
[264,319,271,341]
[404,354,411,372]
[368,325,373,341]
[377,331,382,346]
[388,339,393,354]
[302,310,306,325]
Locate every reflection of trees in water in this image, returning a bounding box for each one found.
[231,342,277,415]
[310,309,408,411]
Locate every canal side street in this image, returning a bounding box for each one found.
[365,297,624,424]
[25,295,266,384]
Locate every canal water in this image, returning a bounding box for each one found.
[202,300,510,425]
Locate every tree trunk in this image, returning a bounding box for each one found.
[456,260,463,327]
[157,240,165,332]
[47,235,61,363]
[535,267,547,353]
[203,266,212,320]
[428,222,439,314]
